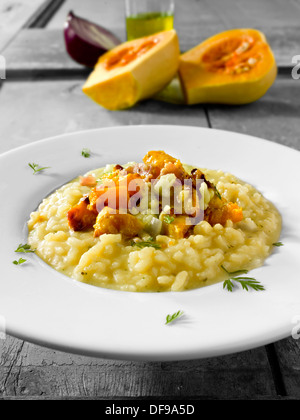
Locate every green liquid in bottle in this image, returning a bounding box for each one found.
[126,12,174,41]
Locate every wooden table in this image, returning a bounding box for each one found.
[0,0,299,400]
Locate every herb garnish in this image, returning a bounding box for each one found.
[13,258,27,265]
[15,243,35,253]
[221,265,265,292]
[164,215,175,224]
[81,148,91,158]
[273,242,284,247]
[131,240,161,250]
[28,163,50,174]
[165,310,184,325]
[214,187,222,200]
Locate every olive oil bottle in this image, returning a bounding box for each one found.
[126,12,174,41]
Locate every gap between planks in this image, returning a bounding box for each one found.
[27,0,66,29]
[3,66,293,83]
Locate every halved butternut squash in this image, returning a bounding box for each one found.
[178,29,277,105]
[83,30,180,110]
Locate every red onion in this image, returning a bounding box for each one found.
[64,11,122,67]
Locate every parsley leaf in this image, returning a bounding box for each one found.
[81,148,91,158]
[15,243,35,253]
[13,258,27,265]
[221,265,265,292]
[223,277,265,292]
[28,163,50,174]
[165,310,184,325]
[164,215,175,224]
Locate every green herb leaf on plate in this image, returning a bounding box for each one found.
[15,243,35,253]
[165,310,184,325]
[81,148,91,158]
[13,258,27,265]
[28,163,50,174]
[221,265,265,292]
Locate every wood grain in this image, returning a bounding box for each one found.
[0,0,300,400]
[205,75,300,398]
[274,337,300,398]
[0,78,298,399]
[0,79,207,153]
[0,0,50,52]
[3,0,296,72]
[206,75,300,151]
[0,335,277,398]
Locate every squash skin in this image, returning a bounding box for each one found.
[83,30,180,110]
[178,29,277,105]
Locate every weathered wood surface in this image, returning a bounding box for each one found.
[0,335,277,398]
[2,0,298,73]
[47,0,299,66]
[0,0,300,400]
[0,79,208,154]
[0,0,51,52]
[205,74,300,399]
[207,75,300,151]
[0,75,300,399]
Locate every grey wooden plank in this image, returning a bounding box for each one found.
[0,335,276,398]
[203,0,300,27]
[201,0,299,67]
[40,0,298,67]
[45,0,228,52]
[47,0,300,30]
[274,337,300,398]
[205,75,300,398]
[206,75,300,151]
[0,0,51,52]
[2,22,294,76]
[0,78,278,399]
[3,29,84,73]
[0,79,207,154]
[47,0,126,32]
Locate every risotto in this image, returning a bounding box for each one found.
[27,151,281,292]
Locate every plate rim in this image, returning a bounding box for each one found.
[1,124,299,361]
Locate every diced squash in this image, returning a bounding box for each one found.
[164,215,191,239]
[67,198,97,231]
[205,196,243,226]
[94,207,143,238]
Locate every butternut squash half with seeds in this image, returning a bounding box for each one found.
[178,28,277,105]
[83,30,180,110]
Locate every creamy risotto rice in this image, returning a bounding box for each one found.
[27,155,281,292]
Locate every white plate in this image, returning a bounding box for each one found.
[1,125,300,361]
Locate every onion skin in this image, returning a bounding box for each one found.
[64,11,121,67]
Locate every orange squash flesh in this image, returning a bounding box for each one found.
[178,29,277,105]
[83,30,180,110]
